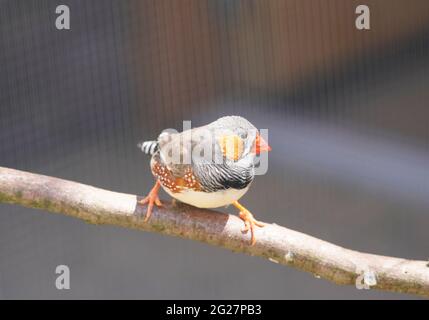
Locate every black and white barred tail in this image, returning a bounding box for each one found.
[138,140,158,155]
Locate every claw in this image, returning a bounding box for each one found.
[241,219,251,233]
[233,201,265,245]
[138,181,163,222]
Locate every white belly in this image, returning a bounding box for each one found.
[163,186,250,208]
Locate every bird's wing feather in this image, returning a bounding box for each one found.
[156,127,254,192]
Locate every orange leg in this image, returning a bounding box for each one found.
[233,201,265,245]
[138,180,163,222]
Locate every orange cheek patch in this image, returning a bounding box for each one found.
[219,135,244,161]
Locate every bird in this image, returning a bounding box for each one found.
[137,116,271,245]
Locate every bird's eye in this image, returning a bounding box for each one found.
[240,132,248,139]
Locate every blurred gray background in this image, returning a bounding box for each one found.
[0,0,428,299]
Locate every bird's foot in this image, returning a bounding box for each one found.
[233,201,265,246]
[138,180,163,222]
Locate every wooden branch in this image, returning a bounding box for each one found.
[0,166,428,297]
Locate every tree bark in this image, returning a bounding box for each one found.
[0,166,428,297]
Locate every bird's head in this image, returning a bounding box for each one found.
[209,116,271,162]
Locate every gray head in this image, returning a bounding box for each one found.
[205,116,270,162]
[209,116,257,138]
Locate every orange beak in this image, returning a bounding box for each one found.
[252,133,272,155]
